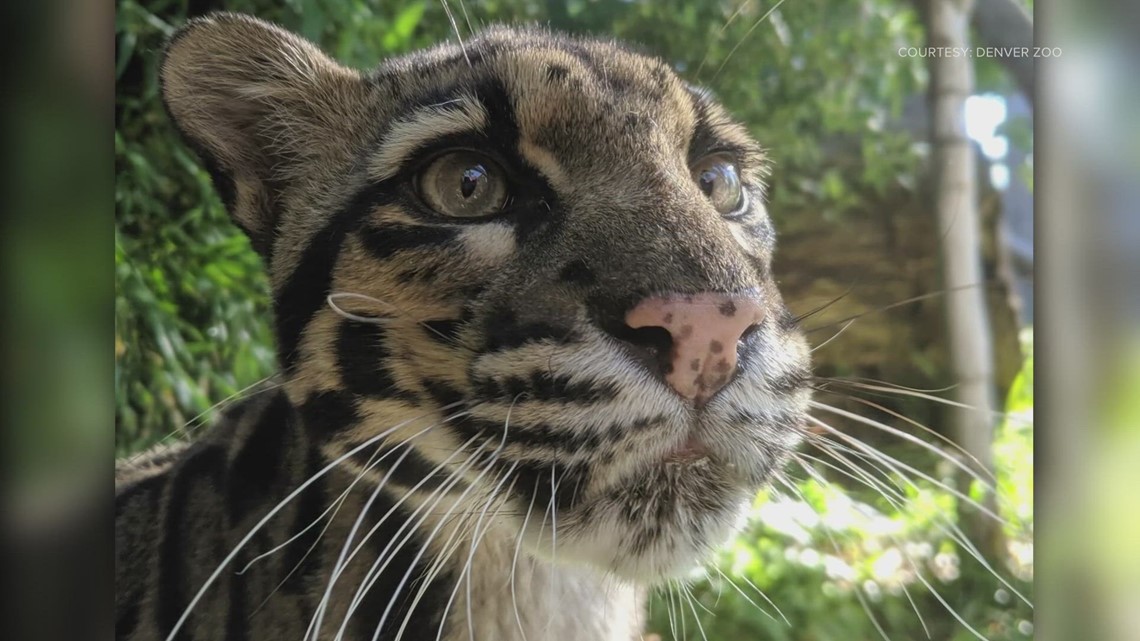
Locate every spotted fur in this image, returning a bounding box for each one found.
[116,13,812,641]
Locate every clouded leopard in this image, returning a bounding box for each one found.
[115,12,814,641]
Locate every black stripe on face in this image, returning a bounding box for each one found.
[730,408,804,434]
[155,443,226,641]
[397,76,561,243]
[275,180,401,371]
[298,389,361,437]
[558,259,596,287]
[357,222,458,261]
[512,461,591,513]
[472,371,618,404]
[454,412,605,454]
[421,378,466,409]
[421,318,464,346]
[225,391,294,522]
[336,319,419,401]
[482,306,578,352]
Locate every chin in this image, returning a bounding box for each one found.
[522,455,758,584]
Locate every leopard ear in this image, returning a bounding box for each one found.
[161,12,366,256]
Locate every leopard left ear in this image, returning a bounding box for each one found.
[161,12,369,256]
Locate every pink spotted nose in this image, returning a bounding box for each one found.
[625,292,766,406]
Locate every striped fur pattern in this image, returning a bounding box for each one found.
[116,13,812,641]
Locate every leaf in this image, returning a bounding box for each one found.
[383,2,426,51]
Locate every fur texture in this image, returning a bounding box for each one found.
[116,13,812,641]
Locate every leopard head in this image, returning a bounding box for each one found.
[162,13,811,582]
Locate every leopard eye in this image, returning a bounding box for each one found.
[418,151,508,218]
[692,155,745,216]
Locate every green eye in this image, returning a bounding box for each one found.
[418,151,508,218]
[692,155,745,215]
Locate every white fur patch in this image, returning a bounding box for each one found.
[459,223,517,264]
[368,97,488,180]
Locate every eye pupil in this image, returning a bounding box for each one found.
[418,152,507,218]
[692,156,744,216]
[460,165,484,198]
[698,169,717,196]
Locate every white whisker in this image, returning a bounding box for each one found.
[812,400,998,486]
[162,403,463,641]
[331,433,485,640]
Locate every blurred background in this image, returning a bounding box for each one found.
[7,0,1140,639]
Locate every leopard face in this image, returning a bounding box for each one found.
[162,13,811,583]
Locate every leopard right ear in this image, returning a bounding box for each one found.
[161,12,367,256]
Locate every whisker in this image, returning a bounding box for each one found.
[309,416,477,640]
[326,292,396,324]
[801,436,1032,609]
[327,292,469,349]
[817,376,959,395]
[772,475,895,641]
[376,442,506,634]
[713,564,789,626]
[711,0,789,82]
[462,464,519,641]
[240,428,414,575]
[310,442,421,640]
[679,580,711,641]
[810,319,856,354]
[694,0,754,79]
[812,441,1031,608]
[455,0,475,38]
[662,580,678,641]
[330,434,486,640]
[804,282,997,335]
[438,0,472,66]
[161,402,463,641]
[544,463,559,636]
[794,280,857,324]
[815,394,999,483]
[811,401,998,488]
[368,456,490,641]
[125,374,291,463]
[356,403,521,640]
[806,416,1007,524]
[511,477,540,641]
[245,431,431,618]
[393,456,507,641]
[817,377,1013,419]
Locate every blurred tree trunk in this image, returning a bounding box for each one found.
[972,0,1035,102]
[926,0,1005,559]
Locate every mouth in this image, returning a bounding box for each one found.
[662,434,711,464]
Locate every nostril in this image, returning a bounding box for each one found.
[624,291,767,405]
[739,320,763,346]
[607,324,675,376]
